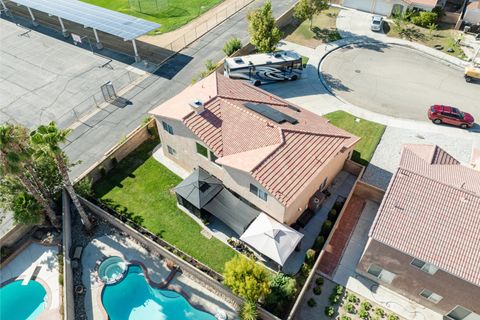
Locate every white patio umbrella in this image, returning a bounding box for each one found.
[240,213,303,266]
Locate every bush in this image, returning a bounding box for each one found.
[345,302,356,314]
[307,298,316,307]
[359,309,369,319]
[301,262,311,278]
[325,306,335,317]
[360,301,372,311]
[411,11,438,27]
[305,248,316,266]
[340,316,352,320]
[347,293,357,303]
[387,314,400,320]
[223,37,242,56]
[321,219,333,235]
[75,177,93,198]
[329,293,340,305]
[315,276,324,286]
[432,6,445,18]
[239,301,258,320]
[313,286,322,295]
[335,284,344,295]
[328,209,337,220]
[264,273,297,314]
[375,307,385,317]
[313,235,325,251]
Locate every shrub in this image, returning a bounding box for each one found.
[335,284,344,295]
[313,235,325,251]
[375,307,385,317]
[313,286,322,295]
[307,298,317,307]
[432,6,445,18]
[411,11,438,27]
[223,37,242,56]
[345,302,356,314]
[329,293,340,305]
[359,309,369,319]
[340,316,352,320]
[387,314,400,320]
[328,209,337,220]
[305,248,316,266]
[347,293,357,303]
[264,273,297,314]
[325,306,335,317]
[321,219,333,235]
[360,301,372,311]
[301,262,311,278]
[239,301,257,320]
[315,276,324,286]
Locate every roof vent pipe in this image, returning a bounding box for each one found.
[190,99,205,114]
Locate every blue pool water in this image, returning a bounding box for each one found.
[102,265,217,320]
[0,280,46,320]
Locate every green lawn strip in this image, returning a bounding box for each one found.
[302,55,309,65]
[323,111,386,166]
[81,0,224,33]
[94,138,237,273]
[283,7,341,48]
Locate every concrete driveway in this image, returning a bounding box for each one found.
[321,43,480,123]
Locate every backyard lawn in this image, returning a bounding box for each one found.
[94,138,237,273]
[283,7,341,48]
[81,0,224,33]
[323,111,386,166]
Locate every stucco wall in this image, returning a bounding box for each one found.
[465,7,480,24]
[357,239,480,316]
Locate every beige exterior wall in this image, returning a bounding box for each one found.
[357,239,480,316]
[156,116,352,225]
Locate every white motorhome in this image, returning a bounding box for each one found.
[224,50,303,86]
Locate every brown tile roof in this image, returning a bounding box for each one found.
[180,73,360,206]
[370,144,480,286]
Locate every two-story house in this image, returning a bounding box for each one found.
[357,144,480,319]
[148,72,359,264]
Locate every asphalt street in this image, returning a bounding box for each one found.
[322,43,480,123]
[64,0,297,179]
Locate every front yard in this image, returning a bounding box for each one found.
[93,138,237,273]
[323,111,386,167]
[283,7,342,48]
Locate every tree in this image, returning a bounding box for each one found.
[264,273,297,314]
[31,122,93,230]
[0,123,60,228]
[12,192,43,225]
[294,0,329,30]
[223,255,270,302]
[247,1,282,53]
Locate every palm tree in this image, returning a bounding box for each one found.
[30,122,93,230]
[0,124,60,228]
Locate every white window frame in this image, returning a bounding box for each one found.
[250,184,268,201]
[411,258,438,275]
[367,264,396,284]
[419,289,443,304]
[167,145,176,156]
[162,121,174,135]
[446,305,480,320]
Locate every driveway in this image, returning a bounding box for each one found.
[321,43,480,123]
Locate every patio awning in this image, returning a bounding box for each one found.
[240,213,304,266]
[204,189,260,235]
[174,168,222,209]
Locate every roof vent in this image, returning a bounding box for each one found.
[274,52,282,58]
[190,99,205,115]
[234,57,244,64]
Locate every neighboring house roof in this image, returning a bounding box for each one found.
[150,73,360,206]
[370,144,480,287]
[404,0,439,8]
[468,0,480,10]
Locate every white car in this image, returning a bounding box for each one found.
[371,15,384,32]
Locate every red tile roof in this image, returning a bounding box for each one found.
[182,73,359,206]
[370,145,480,286]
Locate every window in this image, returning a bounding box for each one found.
[196,143,208,158]
[367,264,396,284]
[162,121,174,135]
[447,306,480,320]
[209,151,218,163]
[167,145,176,156]
[411,258,438,275]
[250,184,268,201]
[419,289,443,304]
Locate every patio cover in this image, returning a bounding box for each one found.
[10,0,160,40]
[204,189,260,235]
[240,213,304,266]
[174,168,222,209]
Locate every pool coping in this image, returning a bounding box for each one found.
[0,276,53,319]
[95,258,218,319]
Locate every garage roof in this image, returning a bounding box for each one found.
[10,0,160,40]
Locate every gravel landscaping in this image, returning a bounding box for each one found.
[362,126,474,190]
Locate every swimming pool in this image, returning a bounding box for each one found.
[0,280,47,320]
[102,265,216,320]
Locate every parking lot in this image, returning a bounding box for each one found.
[0,19,141,129]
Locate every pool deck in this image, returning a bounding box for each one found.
[82,232,236,320]
[0,242,61,320]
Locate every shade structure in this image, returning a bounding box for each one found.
[174,168,222,209]
[240,213,303,266]
[10,0,161,40]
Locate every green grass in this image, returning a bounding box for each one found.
[94,138,237,273]
[283,8,341,48]
[81,0,224,33]
[323,111,386,166]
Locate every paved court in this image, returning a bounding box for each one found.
[0,19,140,129]
[322,44,480,123]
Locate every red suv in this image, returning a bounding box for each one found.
[428,105,474,129]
